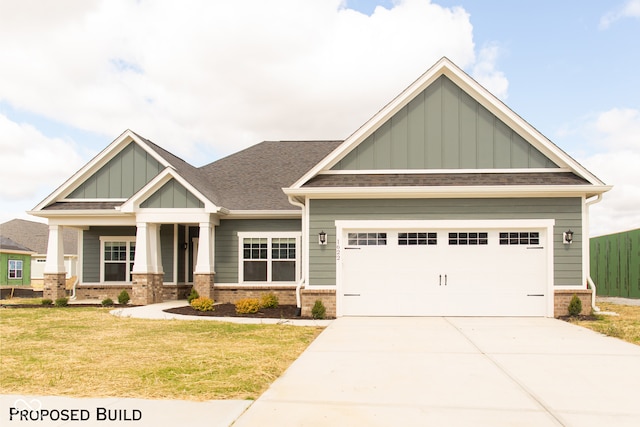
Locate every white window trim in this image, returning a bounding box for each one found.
[237,232,301,284]
[99,236,136,283]
[8,259,23,279]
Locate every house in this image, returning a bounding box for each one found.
[0,236,34,288]
[0,219,78,288]
[29,58,611,317]
[590,228,640,299]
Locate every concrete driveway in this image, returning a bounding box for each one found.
[233,317,640,427]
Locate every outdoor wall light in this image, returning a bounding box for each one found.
[563,230,574,245]
[182,242,189,250]
[318,231,327,245]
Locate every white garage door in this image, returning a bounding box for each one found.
[338,222,551,317]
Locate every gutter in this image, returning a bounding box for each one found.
[287,196,306,316]
[585,194,603,313]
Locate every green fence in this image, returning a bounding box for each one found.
[590,228,640,298]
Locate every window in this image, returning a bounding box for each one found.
[239,233,300,283]
[499,232,540,245]
[8,260,23,279]
[398,232,437,246]
[347,233,387,246]
[101,238,136,282]
[448,232,488,245]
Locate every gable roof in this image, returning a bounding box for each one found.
[289,57,610,193]
[0,219,77,254]
[0,236,34,254]
[200,140,341,210]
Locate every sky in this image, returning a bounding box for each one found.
[0,0,638,237]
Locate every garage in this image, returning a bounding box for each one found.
[336,220,554,317]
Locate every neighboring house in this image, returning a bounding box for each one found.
[590,228,640,298]
[0,236,34,287]
[29,58,611,317]
[0,219,78,287]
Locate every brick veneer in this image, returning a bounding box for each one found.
[131,273,164,305]
[213,285,298,305]
[301,288,336,318]
[554,289,593,317]
[43,273,67,300]
[74,284,192,302]
[193,274,215,299]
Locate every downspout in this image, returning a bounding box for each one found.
[585,194,603,313]
[288,196,306,316]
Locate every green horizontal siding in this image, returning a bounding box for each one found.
[83,225,175,283]
[214,219,301,283]
[332,76,558,171]
[69,142,161,199]
[590,229,640,298]
[308,198,582,287]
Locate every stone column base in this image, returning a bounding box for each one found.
[43,273,67,300]
[132,273,164,305]
[193,273,215,300]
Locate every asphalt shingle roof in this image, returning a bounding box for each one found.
[0,236,34,253]
[0,219,78,254]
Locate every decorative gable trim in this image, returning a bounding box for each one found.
[119,168,224,214]
[33,130,175,212]
[290,57,606,189]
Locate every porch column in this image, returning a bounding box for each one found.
[193,221,215,299]
[43,224,66,300]
[131,222,163,305]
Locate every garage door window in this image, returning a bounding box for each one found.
[448,232,488,245]
[499,232,540,245]
[398,232,437,245]
[348,233,387,246]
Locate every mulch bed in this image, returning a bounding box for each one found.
[0,304,130,309]
[558,314,600,321]
[165,303,319,319]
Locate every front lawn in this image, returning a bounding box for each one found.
[0,306,322,401]
[569,302,640,346]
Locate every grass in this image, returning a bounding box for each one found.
[569,302,640,346]
[0,306,323,401]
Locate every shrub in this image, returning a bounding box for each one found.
[190,297,215,312]
[568,294,582,317]
[311,300,326,319]
[187,288,199,304]
[235,298,260,314]
[117,290,130,305]
[41,299,53,306]
[54,297,69,307]
[260,292,279,309]
[101,298,114,307]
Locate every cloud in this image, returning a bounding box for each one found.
[599,0,640,29]
[471,44,509,100]
[0,0,501,163]
[577,108,640,236]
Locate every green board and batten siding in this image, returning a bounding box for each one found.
[141,179,204,209]
[308,198,582,287]
[0,252,31,286]
[214,219,301,283]
[332,76,558,171]
[591,229,640,298]
[68,143,162,199]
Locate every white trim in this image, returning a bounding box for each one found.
[318,168,572,175]
[237,232,301,285]
[285,185,612,199]
[119,168,222,214]
[334,219,555,317]
[291,57,607,190]
[61,198,128,203]
[99,236,136,283]
[225,210,301,219]
[33,130,172,212]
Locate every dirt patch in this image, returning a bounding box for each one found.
[165,303,325,319]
